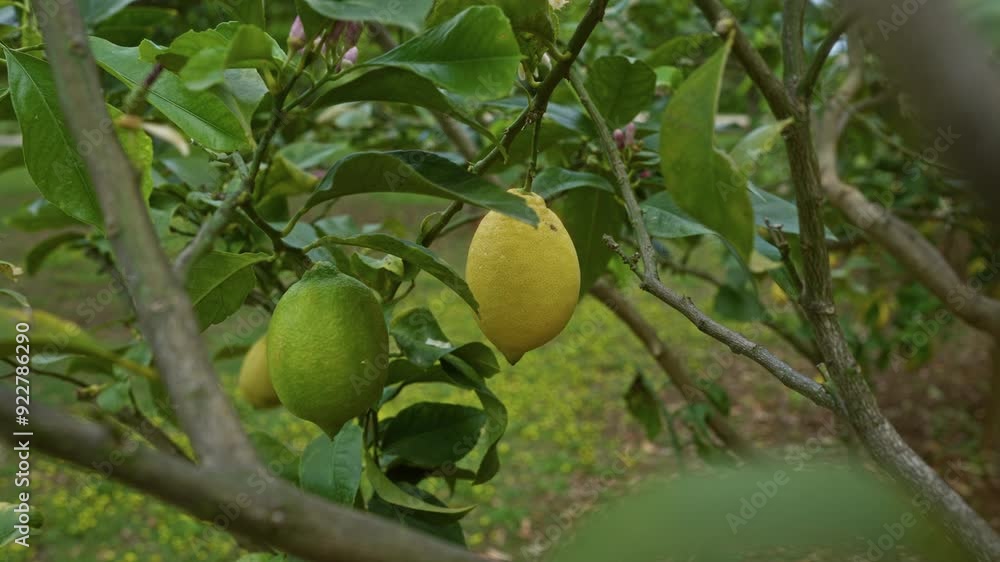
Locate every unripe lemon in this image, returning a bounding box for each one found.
[238,336,281,409]
[466,189,580,364]
[267,262,388,435]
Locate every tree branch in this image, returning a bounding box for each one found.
[800,9,857,100]
[417,0,610,248]
[0,391,484,562]
[38,0,257,468]
[567,68,838,412]
[590,280,756,458]
[815,40,1000,338]
[693,0,796,118]
[174,39,321,278]
[799,12,858,100]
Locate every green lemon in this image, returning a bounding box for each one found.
[237,336,280,409]
[268,262,388,434]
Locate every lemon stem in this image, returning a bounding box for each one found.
[522,112,544,193]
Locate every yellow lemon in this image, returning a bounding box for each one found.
[237,336,280,409]
[466,189,580,364]
[268,262,388,435]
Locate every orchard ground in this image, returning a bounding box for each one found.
[1,167,997,561]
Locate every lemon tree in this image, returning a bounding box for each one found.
[4,0,1000,561]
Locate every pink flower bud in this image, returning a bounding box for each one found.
[337,46,359,71]
[614,128,626,149]
[288,16,306,51]
[624,122,637,147]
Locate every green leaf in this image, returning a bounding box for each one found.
[549,463,964,562]
[313,67,495,141]
[426,0,556,57]
[110,108,155,200]
[624,372,662,440]
[256,154,319,201]
[93,7,179,46]
[0,501,42,547]
[585,56,656,128]
[713,284,765,322]
[300,424,363,504]
[363,6,522,99]
[449,342,499,377]
[368,485,467,546]
[553,189,624,297]
[642,191,755,291]
[303,0,434,31]
[25,232,85,275]
[4,48,103,229]
[364,449,475,518]
[184,251,270,330]
[90,37,252,151]
[390,308,456,367]
[752,190,838,241]
[440,356,507,484]
[728,119,793,174]
[532,167,615,200]
[217,0,266,27]
[146,23,284,91]
[96,380,131,414]
[312,234,477,311]
[80,0,138,25]
[645,32,718,68]
[0,290,29,309]
[659,37,753,261]
[249,432,300,485]
[641,191,716,239]
[6,199,82,232]
[0,308,118,361]
[386,359,455,387]
[305,151,536,226]
[381,402,486,468]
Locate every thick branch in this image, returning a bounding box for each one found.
[590,280,756,457]
[815,44,1000,338]
[567,68,838,412]
[776,8,1000,559]
[38,1,257,467]
[0,392,483,562]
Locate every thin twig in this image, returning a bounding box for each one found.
[567,67,838,411]
[418,0,611,248]
[523,114,544,192]
[174,35,328,278]
[1,358,89,387]
[122,63,164,116]
[800,9,858,100]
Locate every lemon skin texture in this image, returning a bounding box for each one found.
[466,190,581,364]
[267,262,389,435]
[238,336,281,409]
